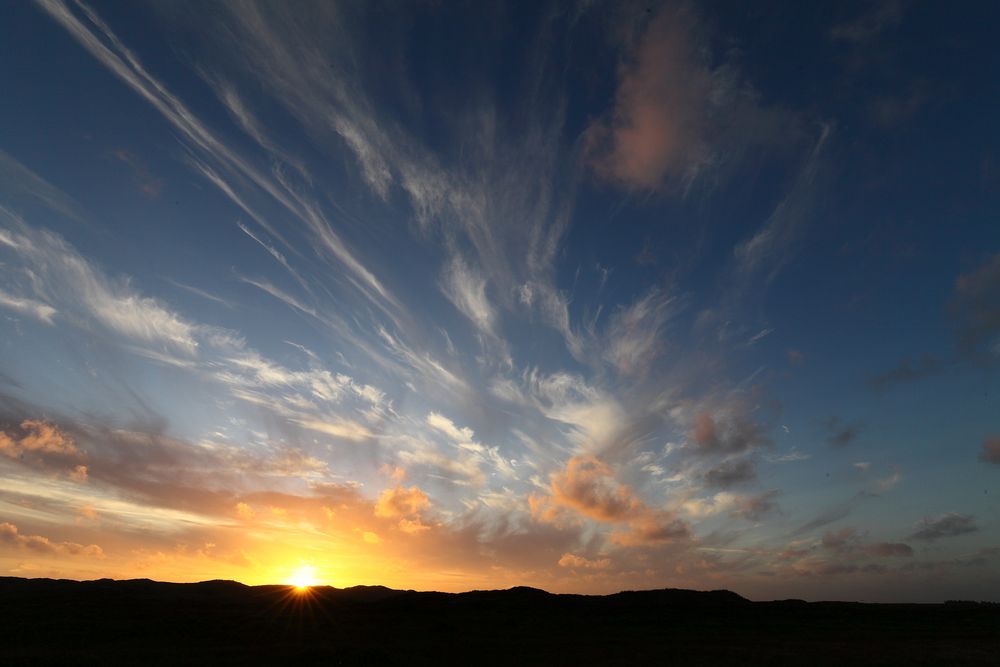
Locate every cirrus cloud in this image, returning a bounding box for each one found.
[909,513,979,542]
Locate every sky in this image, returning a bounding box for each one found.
[0,0,998,602]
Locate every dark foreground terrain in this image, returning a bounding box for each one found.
[2,577,998,665]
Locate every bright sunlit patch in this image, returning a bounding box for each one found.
[288,564,318,590]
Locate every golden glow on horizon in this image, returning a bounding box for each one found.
[288,564,318,590]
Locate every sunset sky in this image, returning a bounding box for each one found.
[1,0,998,602]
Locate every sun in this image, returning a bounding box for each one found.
[287,564,318,590]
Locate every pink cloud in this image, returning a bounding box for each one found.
[584,5,713,191]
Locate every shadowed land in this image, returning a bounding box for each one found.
[2,577,998,665]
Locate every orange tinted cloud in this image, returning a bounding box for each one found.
[610,511,690,547]
[540,456,690,547]
[379,463,407,482]
[549,456,643,522]
[375,485,432,533]
[0,420,79,458]
[558,553,611,570]
[235,502,255,519]
[375,485,430,518]
[0,521,103,558]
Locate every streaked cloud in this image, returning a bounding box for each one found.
[909,513,979,542]
[869,355,945,390]
[0,149,82,221]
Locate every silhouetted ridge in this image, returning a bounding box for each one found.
[609,588,750,606]
[505,585,550,595]
[458,585,552,599]
[337,584,406,602]
[1,577,997,665]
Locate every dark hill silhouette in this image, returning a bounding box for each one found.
[2,577,998,665]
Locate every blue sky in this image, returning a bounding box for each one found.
[0,0,997,601]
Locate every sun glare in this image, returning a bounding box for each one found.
[288,565,318,590]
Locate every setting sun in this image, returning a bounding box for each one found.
[288,565,318,590]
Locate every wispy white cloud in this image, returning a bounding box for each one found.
[164,279,232,308]
[733,123,832,284]
[421,412,516,481]
[34,0,398,315]
[604,288,676,376]
[508,368,628,455]
[297,419,373,442]
[426,412,475,443]
[178,1,583,362]
[0,149,82,221]
[207,77,311,184]
[0,210,399,463]
[1,209,198,354]
[440,254,497,337]
[377,327,468,393]
[238,275,316,317]
[0,288,57,324]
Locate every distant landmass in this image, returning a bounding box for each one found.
[2,577,998,665]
